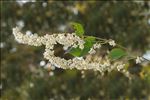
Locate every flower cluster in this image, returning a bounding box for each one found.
[88,43,101,54]
[135,56,144,64]
[108,40,116,47]
[13,27,129,76]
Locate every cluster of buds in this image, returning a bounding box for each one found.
[12,27,131,76]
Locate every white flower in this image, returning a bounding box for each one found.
[88,48,96,54]
[29,83,34,88]
[49,71,54,76]
[117,64,125,71]
[40,60,46,66]
[93,43,101,49]
[79,44,84,49]
[72,44,78,48]
[136,56,144,64]
[63,46,69,50]
[108,40,116,47]
[0,42,5,48]
[75,57,84,60]
[26,30,32,36]
[16,20,24,29]
[12,27,130,75]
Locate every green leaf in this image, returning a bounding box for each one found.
[109,48,126,60]
[71,22,84,37]
[68,36,96,57]
[84,36,95,42]
[69,47,82,57]
[80,36,96,56]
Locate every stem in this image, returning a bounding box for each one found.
[116,44,128,51]
[82,35,149,62]
[83,35,107,41]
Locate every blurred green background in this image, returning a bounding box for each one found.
[1,1,150,100]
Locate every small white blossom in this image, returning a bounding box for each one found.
[16,20,24,29]
[44,63,51,69]
[63,46,69,50]
[26,30,32,36]
[49,71,54,76]
[72,44,78,48]
[0,42,5,48]
[108,40,116,47]
[29,82,34,88]
[79,44,84,49]
[117,64,125,71]
[40,60,46,66]
[93,43,101,49]
[42,2,47,7]
[136,56,144,64]
[75,57,84,60]
[88,48,96,54]
[50,66,55,70]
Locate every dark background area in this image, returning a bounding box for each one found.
[1,1,150,100]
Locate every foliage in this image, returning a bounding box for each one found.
[69,22,96,57]
[109,48,126,60]
[69,36,96,57]
[71,22,84,37]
